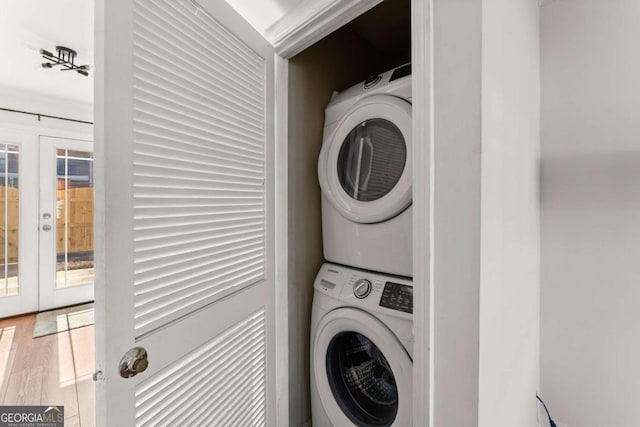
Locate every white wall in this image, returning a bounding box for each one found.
[479,0,541,426]
[541,0,640,426]
[431,1,540,425]
[0,85,93,124]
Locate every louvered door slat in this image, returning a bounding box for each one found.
[134,209,264,227]
[132,0,267,335]
[156,1,264,76]
[135,215,263,239]
[135,310,266,426]
[133,3,263,92]
[134,101,264,147]
[134,51,263,118]
[135,242,264,285]
[136,173,263,192]
[134,78,265,134]
[136,142,262,171]
[134,124,264,160]
[135,225,264,264]
[135,239,264,279]
[134,158,262,183]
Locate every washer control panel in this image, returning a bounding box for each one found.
[379,282,413,314]
[314,263,413,319]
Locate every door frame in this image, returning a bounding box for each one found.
[93,0,432,426]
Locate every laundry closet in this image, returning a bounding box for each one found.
[285,1,411,425]
[96,0,541,424]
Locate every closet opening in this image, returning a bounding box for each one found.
[285,0,412,424]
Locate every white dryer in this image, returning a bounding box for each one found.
[318,64,413,277]
[311,263,413,427]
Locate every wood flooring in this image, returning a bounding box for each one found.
[0,313,95,426]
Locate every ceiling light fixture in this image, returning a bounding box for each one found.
[40,46,90,76]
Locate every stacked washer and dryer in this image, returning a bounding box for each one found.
[310,63,415,427]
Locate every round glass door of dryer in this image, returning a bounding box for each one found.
[337,119,406,203]
[318,95,412,224]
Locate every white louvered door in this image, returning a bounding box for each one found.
[95,0,276,425]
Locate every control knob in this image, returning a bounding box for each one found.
[353,279,372,299]
[364,74,381,89]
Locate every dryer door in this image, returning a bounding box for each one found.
[313,308,412,427]
[318,95,412,224]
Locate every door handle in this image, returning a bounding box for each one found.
[119,347,149,378]
[42,224,52,231]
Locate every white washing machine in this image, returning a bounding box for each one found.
[318,64,413,277]
[311,263,413,427]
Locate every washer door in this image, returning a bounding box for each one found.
[318,95,412,224]
[313,308,412,426]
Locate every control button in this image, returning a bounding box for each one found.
[364,74,381,89]
[353,279,372,299]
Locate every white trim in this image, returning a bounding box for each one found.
[412,0,432,426]
[264,0,382,59]
[274,54,290,427]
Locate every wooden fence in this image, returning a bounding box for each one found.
[0,187,18,262]
[0,187,94,262]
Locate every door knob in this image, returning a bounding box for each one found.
[42,212,51,219]
[119,347,149,378]
[42,224,52,231]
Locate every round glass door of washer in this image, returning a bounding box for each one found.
[326,331,399,426]
[313,308,413,427]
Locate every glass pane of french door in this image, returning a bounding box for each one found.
[0,144,19,297]
[55,148,94,289]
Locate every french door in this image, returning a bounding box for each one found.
[96,0,278,425]
[39,136,94,311]
[0,135,34,318]
[0,132,93,319]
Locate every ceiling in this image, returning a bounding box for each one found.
[0,0,412,108]
[225,0,304,34]
[0,0,296,108]
[0,0,93,106]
